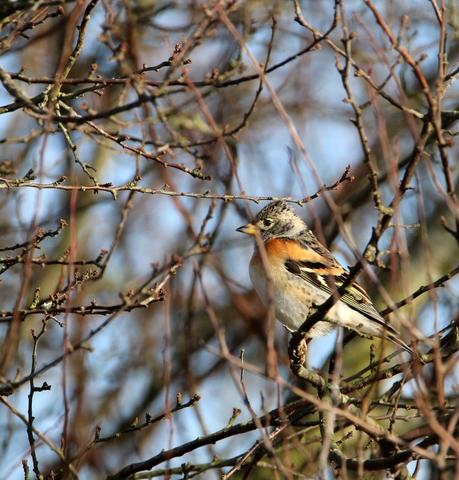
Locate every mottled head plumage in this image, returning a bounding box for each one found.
[237,201,309,241]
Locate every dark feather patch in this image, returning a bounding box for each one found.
[299,260,328,270]
[285,260,302,275]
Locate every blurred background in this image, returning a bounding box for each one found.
[0,0,458,478]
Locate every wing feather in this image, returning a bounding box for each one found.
[284,259,399,336]
[282,237,413,355]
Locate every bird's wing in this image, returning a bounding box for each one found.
[283,236,400,336]
[284,259,389,324]
[280,236,415,355]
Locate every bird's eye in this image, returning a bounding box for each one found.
[263,219,273,227]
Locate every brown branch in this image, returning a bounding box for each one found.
[379,264,459,316]
[0,241,205,395]
[0,168,353,205]
[105,400,312,480]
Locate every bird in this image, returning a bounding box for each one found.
[236,200,413,355]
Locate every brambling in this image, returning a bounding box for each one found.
[237,201,413,355]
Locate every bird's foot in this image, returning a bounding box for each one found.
[288,331,308,375]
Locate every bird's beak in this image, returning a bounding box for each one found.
[236,222,258,235]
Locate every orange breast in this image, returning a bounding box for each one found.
[263,238,345,276]
[264,238,324,263]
